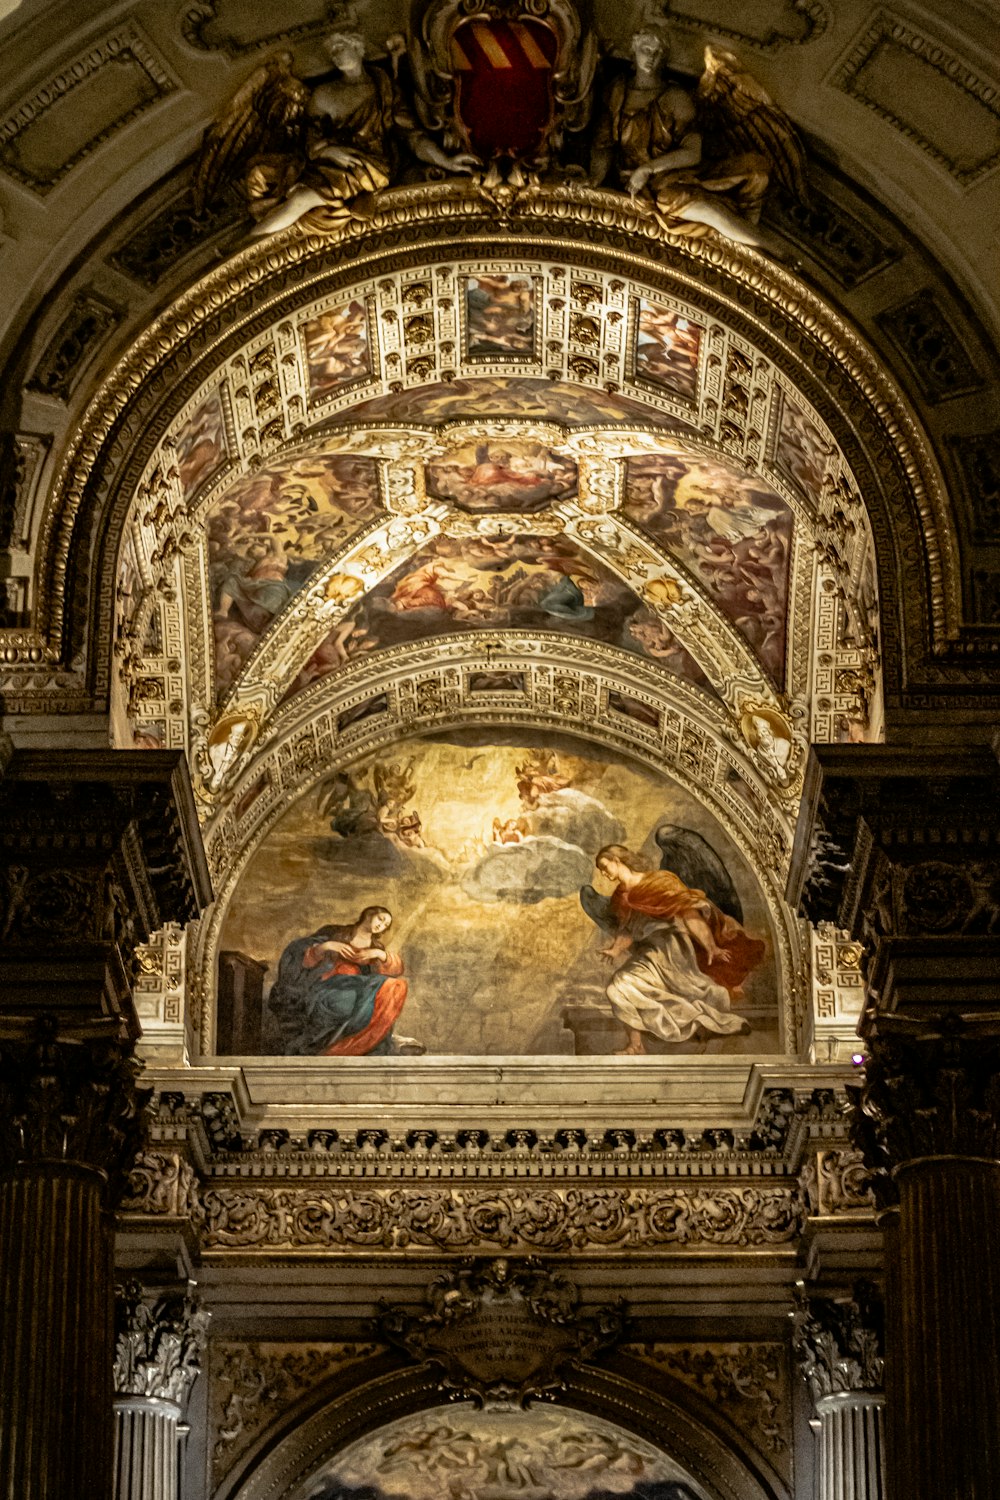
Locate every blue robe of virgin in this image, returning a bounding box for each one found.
[267,928,395,1056]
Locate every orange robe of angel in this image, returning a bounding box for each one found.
[610,871,765,995]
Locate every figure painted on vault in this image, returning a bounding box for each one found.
[267,905,410,1056]
[581,828,765,1054]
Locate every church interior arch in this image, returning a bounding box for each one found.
[1,3,999,1497]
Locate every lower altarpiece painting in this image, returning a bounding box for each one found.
[217,734,779,1058]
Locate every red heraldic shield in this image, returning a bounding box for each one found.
[451,18,558,160]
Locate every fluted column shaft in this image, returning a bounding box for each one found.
[814,1392,885,1500]
[889,1157,1000,1498]
[0,1162,114,1500]
[113,1397,182,1500]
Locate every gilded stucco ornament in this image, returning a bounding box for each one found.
[195,31,479,238]
[738,697,805,792]
[195,12,805,253]
[379,1258,625,1404]
[190,704,261,796]
[589,29,808,248]
[410,0,597,172]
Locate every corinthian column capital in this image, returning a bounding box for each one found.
[0,1017,150,1201]
[793,1284,885,1406]
[851,1015,1000,1185]
[113,1283,210,1409]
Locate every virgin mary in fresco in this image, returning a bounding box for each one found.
[267,906,408,1056]
[583,838,765,1054]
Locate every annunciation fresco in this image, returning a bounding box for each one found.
[208,453,381,701]
[282,533,710,702]
[624,453,794,687]
[302,1404,701,1500]
[216,734,779,1058]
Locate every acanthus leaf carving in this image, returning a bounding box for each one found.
[850,1017,1000,1175]
[113,1281,210,1406]
[0,1018,150,1204]
[624,1341,788,1456]
[209,1340,383,1486]
[199,1183,804,1253]
[792,1283,884,1404]
[120,1150,203,1222]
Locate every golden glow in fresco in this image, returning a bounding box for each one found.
[302,1404,702,1500]
[217,735,778,1059]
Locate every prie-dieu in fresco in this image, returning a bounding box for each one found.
[217,733,779,1058]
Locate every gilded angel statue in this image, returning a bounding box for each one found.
[195,30,479,238]
[589,27,808,247]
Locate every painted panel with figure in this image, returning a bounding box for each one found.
[217,734,780,1058]
[624,453,793,688]
[303,298,371,399]
[775,392,830,499]
[302,1404,702,1500]
[426,440,577,513]
[340,376,666,425]
[465,273,535,356]
[635,300,703,402]
[208,453,381,701]
[282,532,711,702]
[175,389,227,500]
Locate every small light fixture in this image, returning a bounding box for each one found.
[851,1052,865,1066]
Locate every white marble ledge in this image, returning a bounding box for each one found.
[143,1059,854,1132]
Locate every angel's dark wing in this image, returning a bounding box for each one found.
[697,46,808,203]
[655,823,744,924]
[194,53,309,212]
[579,883,617,934]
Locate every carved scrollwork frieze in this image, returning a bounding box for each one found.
[799,1147,875,1218]
[198,1183,805,1253]
[120,1150,203,1222]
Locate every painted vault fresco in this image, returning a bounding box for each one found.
[282,532,710,701]
[624,453,794,688]
[341,376,664,425]
[217,734,779,1058]
[208,453,381,702]
[175,389,227,500]
[426,440,578,512]
[775,392,831,499]
[466,273,536,356]
[301,1404,702,1500]
[635,300,703,402]
[303,298,371,400]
